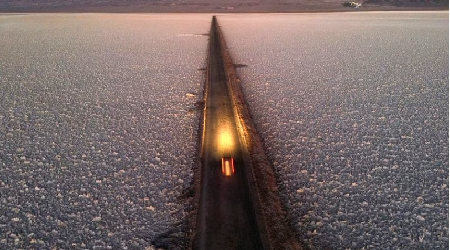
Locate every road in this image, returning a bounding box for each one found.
[192,16,264,250]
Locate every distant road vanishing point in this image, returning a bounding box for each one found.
[192,16,302,250]
[192,16,264,249]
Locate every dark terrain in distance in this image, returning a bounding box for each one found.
[0,0,447,12]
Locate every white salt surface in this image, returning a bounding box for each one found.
[219,12,448,249]
[0,14,210,249]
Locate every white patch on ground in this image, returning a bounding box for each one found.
[0,13,211,250]
[220,12,449,250]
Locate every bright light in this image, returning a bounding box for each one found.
[218,130,234,151]
[216,126,235,156]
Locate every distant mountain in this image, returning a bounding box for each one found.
[363,0,448,7]
[0,0,447,12]
[0,0,166,11]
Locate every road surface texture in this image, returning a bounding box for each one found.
[192,16,302,250]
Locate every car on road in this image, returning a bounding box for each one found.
[342,1,361,7]
[221,157,235,176]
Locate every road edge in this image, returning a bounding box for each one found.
[189,17,211,250]
[214,16,303,250]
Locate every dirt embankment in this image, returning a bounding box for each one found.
[214,16,303,250]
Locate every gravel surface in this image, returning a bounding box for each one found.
[0,14,210,249]
[219,12,449,249]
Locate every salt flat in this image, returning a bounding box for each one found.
[0,14,210,249]
[0,12,448,250]
[219,11,448,250]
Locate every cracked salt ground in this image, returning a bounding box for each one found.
[0,14,211,249]
[219,12,448,250]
